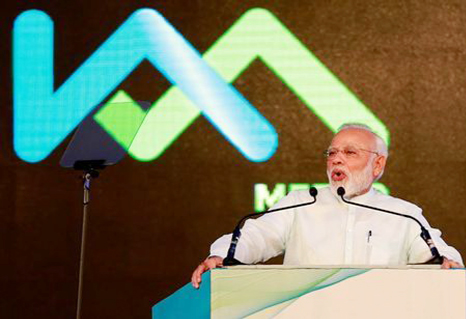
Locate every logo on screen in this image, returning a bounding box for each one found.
[13,8,388,163]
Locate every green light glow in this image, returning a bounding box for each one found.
[96,8,389,162]
[94,91,146,149]
[254,182,390,212]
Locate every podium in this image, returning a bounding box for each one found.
[152,265,466,318]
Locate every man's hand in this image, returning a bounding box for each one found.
[441,257,462,269]
[191,256,224,289]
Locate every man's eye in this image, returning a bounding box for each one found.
[328,151,337,157]
[344,150,357,156]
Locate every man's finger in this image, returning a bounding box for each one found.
[191,257,224,289]
[191,264,206,289]
[441,258,462,269]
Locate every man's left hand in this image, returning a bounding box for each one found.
[441,258,462,269]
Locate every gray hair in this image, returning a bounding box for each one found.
[337,123,388,158]
[337,123,388,180]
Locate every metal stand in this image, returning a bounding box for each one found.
[74,163,102,319]
[59,102,143,318]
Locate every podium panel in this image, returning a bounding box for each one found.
[152,266,466,318]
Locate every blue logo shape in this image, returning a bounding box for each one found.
[13,9,278,163]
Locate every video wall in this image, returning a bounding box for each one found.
[2,1,466,318]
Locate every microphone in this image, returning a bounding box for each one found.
[337,187,443,264]
[223,187,318,266]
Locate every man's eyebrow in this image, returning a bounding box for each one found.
[328,144,360,149]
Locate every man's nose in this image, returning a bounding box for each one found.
[331,151,345,164]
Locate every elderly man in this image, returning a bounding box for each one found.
[191,124,463,288]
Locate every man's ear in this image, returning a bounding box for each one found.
[373,155,386,178]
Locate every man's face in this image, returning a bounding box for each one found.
[326,129,385,198]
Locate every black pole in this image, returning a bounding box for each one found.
[76,169,99,319]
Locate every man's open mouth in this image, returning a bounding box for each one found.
[331,169,347,182]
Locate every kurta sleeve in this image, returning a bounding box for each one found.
[407,209,464,266]
[209,191,299,264]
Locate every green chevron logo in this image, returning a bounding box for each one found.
[95,8,388,161]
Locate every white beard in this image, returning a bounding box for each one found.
[327,162,374,198]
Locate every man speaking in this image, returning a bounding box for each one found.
[192,124,463,288]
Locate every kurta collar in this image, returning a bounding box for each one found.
[350,187,377,204]
[332,186,377,204]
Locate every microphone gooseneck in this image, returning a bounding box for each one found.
[336,187,443,265]
[223,187,318,266]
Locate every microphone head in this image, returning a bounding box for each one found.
[337,187,346,196]
[309,187,318,198]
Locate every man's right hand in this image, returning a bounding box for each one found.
[191,256,224,289]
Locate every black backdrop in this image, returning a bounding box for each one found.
[2,1,466,318]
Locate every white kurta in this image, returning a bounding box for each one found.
[210,187,463,266]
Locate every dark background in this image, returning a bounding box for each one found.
[2,1,466,318]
